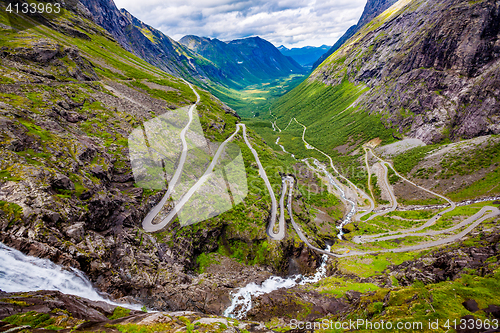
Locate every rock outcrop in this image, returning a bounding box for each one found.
[0,290,276,332]
[312,0,500,143]
[388,229,500,286]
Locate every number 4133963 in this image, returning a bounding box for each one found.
[443,319,499,330]
[6,2,61,14]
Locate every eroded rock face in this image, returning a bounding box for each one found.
[0,290,277,333]
[6,41,98,82]
[0,290,116,322]
[247,288,350,323]
[312,0,500,143]
[388,231,500,286]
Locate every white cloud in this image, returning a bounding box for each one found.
[113,0,366,47]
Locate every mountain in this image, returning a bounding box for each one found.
[78,0,307,112]
[78,0,225,84]
[312,0,398,70]
[179,35,307,88]
[2,0,500,331]
[277,45,331,68]
[272,0,500,149]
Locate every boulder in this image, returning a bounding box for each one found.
[51,174,74,191]
[462,299,479,312]
[484,304,500,319]
[64,222,86,242]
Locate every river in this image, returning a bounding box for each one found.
[223,245,331,319]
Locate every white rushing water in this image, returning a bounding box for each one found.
[223,245,331,319]
[312,159,356,239]
[0,242,142,311]
[275,137,295,159]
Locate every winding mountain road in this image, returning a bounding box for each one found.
[266,118,499,257]
[143,79,200,232]
[285,174,499,257]
[283,177,340,257]
[239,125,283,240]
[366,157,398,221]
[142,95,499,257]
[141,81,284,238]
[291,118,375,221]
[353,148,458,243]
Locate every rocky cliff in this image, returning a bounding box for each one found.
[312,0,398,70]
[272,0,500,151]
[313,0,500,143]
[78,0,306,95]
[78,0,226,86]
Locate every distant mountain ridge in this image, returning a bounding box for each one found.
[179,35,307,88]
[78,0,305,94]
[312,0,398,70]
[277,45,330,68]
[78,0,224,84]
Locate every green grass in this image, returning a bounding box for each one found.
[355,215,426,235]
[397,197,447,206]
[0,200,23,226]
[128,80,195,106]
[387,209,438,220]
[2,311,57,329]
[308,276,380,297]
[113,323,173,333]
[448,167,500,201]
[353,270,500,332]
[335,252,419,278]
[195,252,221,273]
[306,189,341,209]
[393,144,440,176]
[387,167,400,184]
[108,307,131,320]
[272,79,393,150]
[208,74,306,118]
[439,139,500,178]
[0,299,30,306]
[19,119,54,141]
[263,78,397,182]
[371,175,383,203]
[0,169,21,182]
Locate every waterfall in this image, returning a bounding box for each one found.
[0,242,142,311]
[223,246,330,319]
[312,159,356,239]
[275,137,296,159]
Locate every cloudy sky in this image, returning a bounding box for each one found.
[113,0,367,48]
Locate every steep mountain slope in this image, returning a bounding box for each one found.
[272,0,500,152]
[179,35,307,88]
[278,45,330,68]
[78,0,307,116]
[312,0,398,70]
[315,0,500,142]
[78,0,223,84]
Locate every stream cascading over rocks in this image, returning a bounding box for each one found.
[0,242,142,311]
[312,159,357,239]
[223,245,331,319]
